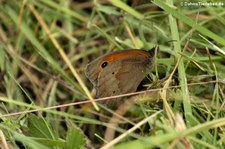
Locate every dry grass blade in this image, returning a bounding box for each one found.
[1,1,225,147]
[28,4,99,111]
[101,110,162,149]
[0,130,9,149]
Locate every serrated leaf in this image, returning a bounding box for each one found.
[66,127,86,149]
[28,114,56,139]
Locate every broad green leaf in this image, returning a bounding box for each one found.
[28,114,56,139]
[66,127,86,149]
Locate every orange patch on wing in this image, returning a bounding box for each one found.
[102,50,149,63]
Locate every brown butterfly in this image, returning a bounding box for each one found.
[86,49,155,108]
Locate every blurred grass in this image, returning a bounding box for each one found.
[0,0,225,148]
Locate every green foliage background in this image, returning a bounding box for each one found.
[0,0,225,148]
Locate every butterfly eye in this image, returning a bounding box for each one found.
[101,62,108,68]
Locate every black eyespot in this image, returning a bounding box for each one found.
[113,91,116,94]
[101,62,108,68]
[112,72,115,75]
